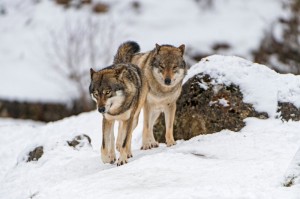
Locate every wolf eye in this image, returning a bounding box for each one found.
[103,90,111,95]
[159,64,165,69]
[93,92,99,97]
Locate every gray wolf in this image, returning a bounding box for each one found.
[89,45,147,165]
[115,41,187,149]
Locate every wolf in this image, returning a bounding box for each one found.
[89,43,147,165]
[115,41,187,150]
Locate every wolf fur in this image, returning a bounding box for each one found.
[89,60,147,165]
[115,41,187,149]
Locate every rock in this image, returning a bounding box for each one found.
[278,102,300,121]
[67,134,92,149]
[27,146,44,162]
[154,73,268,143]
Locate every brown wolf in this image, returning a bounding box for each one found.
[115,41,187,149]
[89,43,147,165]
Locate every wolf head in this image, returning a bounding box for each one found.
[89,67,127,114]
[151,44,187,87]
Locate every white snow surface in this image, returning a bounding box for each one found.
[185,55,300,118]
[284,146,300,186]
[1,55,300,198]
[0,0,285,102]
[1,112,300,198]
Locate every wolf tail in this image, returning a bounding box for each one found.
[113,41,140,64]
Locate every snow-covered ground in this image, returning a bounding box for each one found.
[0,0,286,103]
[1,112,300,198]
[1,56,300,198]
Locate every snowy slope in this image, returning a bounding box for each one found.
[1,113,300,198]
[0,0,285,103]
[1,56,300,198]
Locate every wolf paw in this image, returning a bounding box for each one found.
[166,139,176,147]
[140,141,159,150]
[101,149,116,164]
[127,152,133,159]
[101,153,116,164]
[117,156,128,166]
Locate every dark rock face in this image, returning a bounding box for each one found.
[67,134,92,148]
[154,73,268,143]
[27,146,44,162]
[278,102,300,121]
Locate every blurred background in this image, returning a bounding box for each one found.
[0,0,299,122]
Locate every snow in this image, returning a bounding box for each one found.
[1,56,300,198]
[209,98,229,107]
[1,113,300,198]
[284,146,300,187]
[185,55,300,118]
[0,0,285,103]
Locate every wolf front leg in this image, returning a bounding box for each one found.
[116,121,132,158]
[141,103,159,150]
[164,102,176,147]
[117,117,134,166]
[116,121,124,152]
[101,118,116,164]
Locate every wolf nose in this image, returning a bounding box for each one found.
[98,107,106,113]
[164,78,171,85]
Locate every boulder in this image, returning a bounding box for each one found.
[154,73,268,143]
[154,68,300,143]
[27,146,44,162]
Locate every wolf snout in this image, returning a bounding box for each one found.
[164,78,171,85]
[98,107,106,113]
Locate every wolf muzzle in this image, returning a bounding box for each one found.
[164,78,171,85]
[98,107,106,113]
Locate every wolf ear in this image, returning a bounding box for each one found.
[178,44,185,56]
[90,68,96,79]
[155,43,161,54]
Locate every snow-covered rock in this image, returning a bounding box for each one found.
[185,55,300,117]
[155,55,300,142]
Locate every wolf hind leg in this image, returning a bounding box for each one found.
[125,113,140,158]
